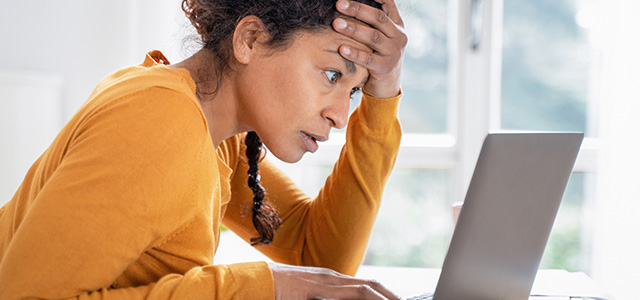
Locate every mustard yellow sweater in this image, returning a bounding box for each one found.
[0,51,401,300]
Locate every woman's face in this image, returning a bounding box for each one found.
[236,29,371,163]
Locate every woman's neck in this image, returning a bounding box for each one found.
[169,49,249,148]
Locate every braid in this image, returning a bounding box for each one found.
[245,131,282,245]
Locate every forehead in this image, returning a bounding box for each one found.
[285,29,372,76]
[294,28,372,53]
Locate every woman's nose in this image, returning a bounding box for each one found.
[321,95,350,129]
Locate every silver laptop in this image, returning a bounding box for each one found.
[409,132,583,300]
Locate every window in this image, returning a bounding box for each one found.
[501,0,597,135]
[501,0,599,274]
[398,0,450,134]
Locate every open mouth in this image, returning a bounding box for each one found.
[304,132,317,142]
[300,131,320,153]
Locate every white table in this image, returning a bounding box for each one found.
[356,265,614,299]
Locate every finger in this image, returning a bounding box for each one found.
[333,17,394,54]
[372,0,404,26]
[330,279,401,300]
[292,266,401,300]
[336,0,397,36]
[337,0,404,30]
[271,263,401,300]
[304,271,401,300]
[339,44,378,70]
[358,279,402,300]
[310,283,388,300]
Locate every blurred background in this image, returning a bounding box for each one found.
[1,0,638,299]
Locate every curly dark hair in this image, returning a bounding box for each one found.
[181,0,382,246]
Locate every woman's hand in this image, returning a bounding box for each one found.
[333,0,407,99]
[270,262,401,300]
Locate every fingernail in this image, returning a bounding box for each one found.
[334,18,347,30]
[337,0,350,10]
[342,46,351,56]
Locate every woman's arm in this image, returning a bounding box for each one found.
[0,87,274,300]
[222,93,401,275]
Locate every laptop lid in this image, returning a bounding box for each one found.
[433,132,583,300]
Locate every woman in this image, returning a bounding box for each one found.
[0,0,406,298]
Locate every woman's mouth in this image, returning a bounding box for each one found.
[300,131,319,153]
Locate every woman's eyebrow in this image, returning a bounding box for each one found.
[324,50,357,74]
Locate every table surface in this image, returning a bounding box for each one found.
[355,266,614,299]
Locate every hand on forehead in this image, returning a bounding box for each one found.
[331,0,406,99]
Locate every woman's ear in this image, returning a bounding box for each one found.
[233,15,268,65]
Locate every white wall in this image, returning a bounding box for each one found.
[0,0,195,204]
[593,1,640,299]
[0,72,63,203]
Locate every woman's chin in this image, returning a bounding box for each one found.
[268,148,306,164]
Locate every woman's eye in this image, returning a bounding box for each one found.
[324,70,341,84]
[350,87,361,99]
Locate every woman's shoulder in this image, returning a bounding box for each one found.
[72,53,205,131]
[54,56,211,166]
[92,62,196,108]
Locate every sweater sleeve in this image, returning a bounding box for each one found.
[222,93,402,276]
[0,87,274,300]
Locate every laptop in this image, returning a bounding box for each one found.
[408,132,583,300]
